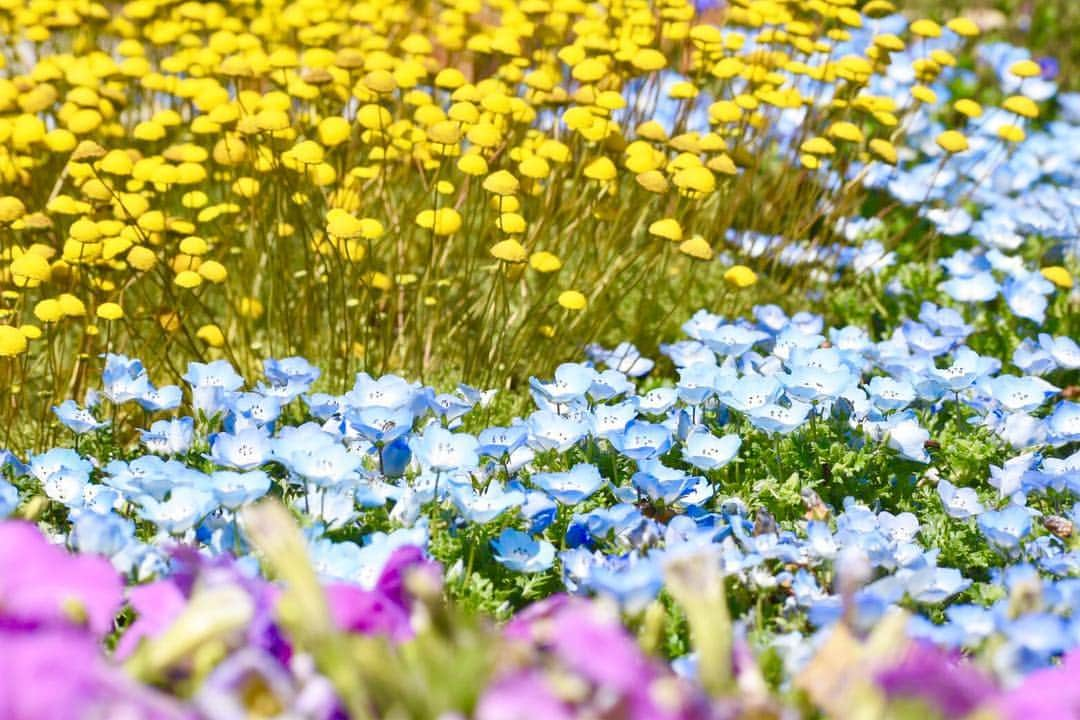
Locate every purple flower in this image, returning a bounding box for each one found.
[0,521,123,638]
[998,651,1080,720]
[875,641,997,718]
[475,671,573,720]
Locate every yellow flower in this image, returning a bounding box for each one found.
[558,290,587,311]
[0,325,28,357]
[672,166,716,194]
[1008,59,1041,78]
[1041,266,1073,289]
[33,299,63,323]
[953,99,982,118]
[936,130,969,154]
[0,196,27,223]
[1002,95,1038,119]
[800,137,836,155]
[827,122,864,143]
[326,208,365,238]
[482,170,520,196]
[583,157,617,182]
[415,208,462,235]
[490,239,528,263]
[997,124,1025,143]
[869,139,897,164]
[10,253,51,286]
[198,260,228,283]
[946,17,979,37]
[529,251,562,273]
[724,265,758,288]
[58,294,86,318]
[318,117,351,146]
[679,236,713,261]
[127,246,157,271]
[174,270,202,288]
[649,218,683,242]
[196,324,226,347]
[96,302,124,320]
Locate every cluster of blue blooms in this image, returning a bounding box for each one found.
[1,278,1075,687]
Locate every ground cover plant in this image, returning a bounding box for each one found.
[0,0,1078,717]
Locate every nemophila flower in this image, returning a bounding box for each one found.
[532,464,604,505]
[940,271,1001,302]
[211,471,271,510]
[748,401,813,435]
[937,479,986,519]
[29,447,93,485]
[225,392,284,431]
[907,567,972,604]
[870,411,931,463]
[660,340,715,368]
[102,353,151,404]
[676,362,727,405]
[721,373,782,415]
[347,373,422,411]
[772,327,825,362]
[700,323,769,358]
[591,400,639,439]
[1047,401,1080,446]
[589,369,635,402]
[348,404,415,444]
[477,424,528,459]
[410,425,478,473]
[208,427,272,470]
[529,362,597,405]
[681,429,741,471]
[587,342,654,377]
[631,463,696,506]
[452,483,524,524]
[527,410,589,453]
[988,375,1059,413]
[1038,334,1080,369]
[609,420,672,461]
[52,399,107,434]
[868,376,917,412]
[978,505,1033,550]
[141,417,195,455]
[491,528,555,573]
[264,356,320,390]
[137,384,183,413]
[138,486,217,535]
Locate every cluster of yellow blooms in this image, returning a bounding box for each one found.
[0,0,1005,402]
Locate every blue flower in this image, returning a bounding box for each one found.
[453,483,524,523]
[137,384,183,412]
[1047,401,1080,446]
[410,425,479,473]
[608,420,672,461]
[490,529,555,573]
[681,429,740,471]
[937,479,985,519]
[137,485,217,535]
[140,417,195,455]
[526,410,589,453]
[906,566,971,603]
[747,401,812,435]
[940,271,1000,302]
[529,363,597,405]
[978,505,1033,550]
[988,375,1058,413]
[207,428,272,470]
[868,376,916,411]
[477,424,528,458]
[721,373,782,414]
[638,387,678,415]
[700,323,769,357]
[211,470,271,510]
[264,356,321,387]
[52,399,107,434]
[587,341,654,377]
[532,463,604,505]
[102,354,151,404]
[1039,334,1080,369]
[346,373,421,411]
[347,405,414,444]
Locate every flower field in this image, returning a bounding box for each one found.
[0,0,1078,717]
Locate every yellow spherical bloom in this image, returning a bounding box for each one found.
[583,157,617,182]
[238,297,265,318]
[99,149,134,175]
[672,166,716,194]
[490,239,528,263]
[636,170,669,194]
[96,302,124,320]
[997,124,1025,143]
[327,209,365,238]
[679,235,713,260]
[1008,59,1041,78]
[127,246,157,271]
[0,196,26,223]
[936,130,969,153]
[357,104,392,130]
[0,325,28,356]
[631,49,667,72]
[869,139,898,164]
[289,139,324,165]
[318,116,351,147]
[724,265,758,288]
[911,85,938,104]
[415,207,462,235]
[649,218,683,242]
[827,122,864,143]
[174,270,202,288]
[909,19,941,38]
[496,213,526,234]
[196,324,226,347]
[529,251,562,273]
[1002,95,1039,119]
[198,260,228,283]
[519,155,550,180]
[946,17,979,37]
[58,294,86,317]
[33,299,63,323]
[179,236,209,256]
[45,129,77,152]
[1038,266,1072,289]
[434,68,467,89]
[19,325,41,340]
[10,252,51,286]
[557,290,587,310]
[800,137,836,155]
[953,99,982,118]
[482,170,520,196]
[458,153,488,176]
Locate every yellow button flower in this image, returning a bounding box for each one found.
[0,325,28,357]
[490,239,528,263]
[558,290,587,310]
[724,265,758,288]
